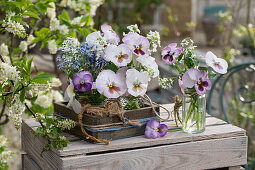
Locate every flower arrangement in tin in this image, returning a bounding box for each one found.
[58,24,161,114]
[160,38,228,133]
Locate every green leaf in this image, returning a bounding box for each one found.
[177,53,184,62]
[198,66,207,71]
[59,10,71,26]
[32,72,54,83]
[23,11,40,20]
[20,88,26,102]
[27,57,33,74]
[184,52,194,68]
[12,82,22,95]
[35,2,47,14]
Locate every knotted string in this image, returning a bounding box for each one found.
[172,95,182,126]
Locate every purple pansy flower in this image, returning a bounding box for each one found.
[205,51,228,74]
[145,120,168,139]
[182,68,212,95]
[161,43,183,65]
[123,32,150,56]
[72,71,93,92]
[96,70,127,98]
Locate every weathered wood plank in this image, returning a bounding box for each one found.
[22,117,244,157]
[58,123,245,157]
[61,136,247,170]
[22,154,41,170]
[21,121,63,170]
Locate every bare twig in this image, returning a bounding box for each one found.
[24,103,52,145]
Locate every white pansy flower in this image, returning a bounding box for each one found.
[19,41,28,52]
[126,69,150,97]
[46,2,56,19]
[50,18,60,31]
[48,40,58,54]
[64,80,81,114]
[205,51,228,74]
[0,43,9,56]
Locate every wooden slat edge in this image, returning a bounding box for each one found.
[62,136,247,170]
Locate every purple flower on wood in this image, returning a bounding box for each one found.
[182,68,212,95]
[123,32,150,56]
[72,71,93,92]
[161,43,183,64]
[145,120,168,139]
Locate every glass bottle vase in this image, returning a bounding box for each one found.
[182,94,206,134]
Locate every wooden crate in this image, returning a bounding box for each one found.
[22,104,247,170]
[54,102,160,140]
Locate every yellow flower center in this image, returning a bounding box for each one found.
[136,47,140,50]
[214,62,219,66]
[134,84,140,88]
[156,128,160,132]
[109,84,113,88]
[198,81,202,85]
[118,55,123,59]
[80,81,85,85]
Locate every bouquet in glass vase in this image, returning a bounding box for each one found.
[56,24,166,143]
[160,38,228,133]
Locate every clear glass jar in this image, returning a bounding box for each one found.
[182,94,206,134]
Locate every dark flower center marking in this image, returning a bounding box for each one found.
[134,45,145,55]
[108,83,120,94]
[213,62,223,69]
[117,54,128,63]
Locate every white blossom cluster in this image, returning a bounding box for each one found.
[49,18,69,35]
[0,62,20,83]
[56,119,76,130]
[159,77,174,89]
[27,35,36,49]
[124,24,140,36]
[8,94,25,129]
[32,78,64,108]
[147,30,161,52]
[0,44,9,57]
[46,2,56,19]
[59,136,66,141]
[181,38,197,52]
[0,136,14,163]
[2,19,27,37]
[71,16,86,26]
[48,40,58,54]
[35,113,45,121]
[19,41,28,52]
[0,136,7,147]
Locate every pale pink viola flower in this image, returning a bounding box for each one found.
[105,44,132,67]
[126,69,150,97]
[205,51,228,74]
[123,32,150,56]
[161,43,183,65]
[96,70,127,98]
[101,24,120,45]
[182,68,212,95]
